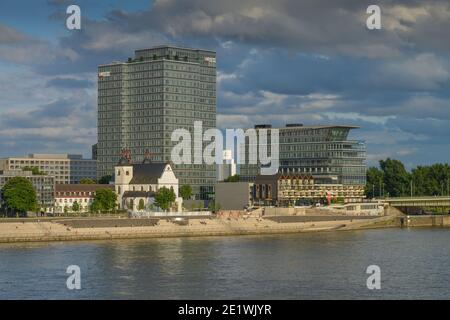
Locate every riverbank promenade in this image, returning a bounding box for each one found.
[0,211,405,243]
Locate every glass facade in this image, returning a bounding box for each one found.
[240,124,366,186]
[97,46,216,199]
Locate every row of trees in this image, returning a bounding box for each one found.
[80,175,112,184]
[0,177,119,216]
[366,158,450,198]
[1,178,192,216]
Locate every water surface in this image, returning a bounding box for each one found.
[0,228,449,299]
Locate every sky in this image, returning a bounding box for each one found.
[0,0,449,168]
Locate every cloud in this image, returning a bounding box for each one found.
[88,0,450,58]
[46,77,94,89]
[1,0,450,166]
[0,24,78,65]
[0,25,27,44]
[371,54,450,91]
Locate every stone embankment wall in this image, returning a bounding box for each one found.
[398,215,450,227]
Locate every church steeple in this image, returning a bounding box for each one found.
[118,148,132,165]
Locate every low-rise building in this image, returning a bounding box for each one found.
[253,173,365,206]
[114,150,182,212]
[0,154,96,184]
[54,184,114,214]
[215,182,254,210]
[0,169,55,213]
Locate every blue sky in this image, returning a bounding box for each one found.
[0,0,450,168]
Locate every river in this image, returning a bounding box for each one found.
[0,228,449,299]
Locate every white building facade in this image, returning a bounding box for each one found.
[54,184,115,214]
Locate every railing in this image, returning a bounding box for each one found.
[382,196,450,207]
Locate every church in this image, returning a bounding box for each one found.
[114,149,182,212]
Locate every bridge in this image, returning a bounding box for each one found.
[383,196,450,208]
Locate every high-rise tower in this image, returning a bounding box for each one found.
[97,46,216,199]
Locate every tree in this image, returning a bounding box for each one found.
[154,187,176,211]
[223,174,240,182]
[98,175,112,184]
[366,159,450,198]
[72,201,80,213]
[365,167,384,198]
[80,178,96,184]
[411,163,450,196]
[93,189,117,212]
[379,158,410,197]
[22,166,45,175]
[2,177,37,215]
[138,199,145,211]
[179,185,192,200]
[90,200,101,214]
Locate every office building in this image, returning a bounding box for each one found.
[240,124,366,187]
[97,45,216,199]
[0,154,97,184]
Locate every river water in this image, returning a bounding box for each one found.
[0,228,449,299]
